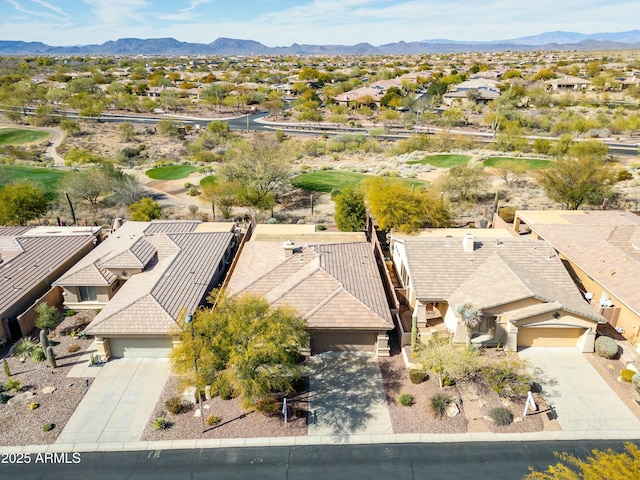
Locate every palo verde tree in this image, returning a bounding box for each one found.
[333,186,366,232]
[169,292,309,408]
[0,182,48,226]
[417,333,482,388]
[524,441,640,479]
[129,197,162,221]
[35,303,58,335]
[363,177,453,234]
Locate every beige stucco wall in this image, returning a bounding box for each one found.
[556,254,640,345]
[62,285,114,310]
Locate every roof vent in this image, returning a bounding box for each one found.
[462,233,475,253]
[284,240,295,258]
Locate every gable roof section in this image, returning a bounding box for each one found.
[399,235,600,323]
[84,230,233,336]
[1,232,96,319]
[99,237,156,270]
[227,241,393,331]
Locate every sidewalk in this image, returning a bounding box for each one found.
[2,429,639,454]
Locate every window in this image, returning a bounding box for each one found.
[78,286,97,302]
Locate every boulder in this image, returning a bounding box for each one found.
[204,385,212,400]
[41,387,56,395]
[182,386,197,404]
[445,402,460,418]
[7,391,34,406]
[514,416,524,423]
[626,363,639,374]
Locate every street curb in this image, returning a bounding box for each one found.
[2,430,640,454]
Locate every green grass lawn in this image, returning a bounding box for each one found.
[199,175,217,187]
[407,154,470,168]
[483,157,551,170]
[0,128,50,145]
[291,170,428,193]
[145,165,198,180]
[0,165,68,196]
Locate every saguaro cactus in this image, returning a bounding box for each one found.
[39,330,49,349]
[3,358,10,377]
[46,346,56,369]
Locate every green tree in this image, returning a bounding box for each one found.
[536,155,617,210]
[524,442,640,479]
[129,197,162,221]
[61,166,112,209]
[333,186,366,232]
[0,183,48,226]
[60,119,80,137]
[169,293,308,408]
[438,165,490,202]
[200,180,239,220]
[35,303,58,334]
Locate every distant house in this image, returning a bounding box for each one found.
[513,210,640,347]
[547,75,592,91]
[0,226,100,342]
[390,229,602,352]
[226,225,393,356]
[443,77,501,105]
[334,79,404,107]
[54,221,237,359]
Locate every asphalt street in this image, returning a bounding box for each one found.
[2,440,638,480]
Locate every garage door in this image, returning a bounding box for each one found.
[108,337,173,358]
[311,331,376,354]
[517,327,584,348]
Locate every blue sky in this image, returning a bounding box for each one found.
[1,0,638,46]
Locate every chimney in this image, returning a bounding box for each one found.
[283,240,295,258]
[462,233,475,253]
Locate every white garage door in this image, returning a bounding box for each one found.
[108,337,173,358]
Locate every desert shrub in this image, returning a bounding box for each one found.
[409,368,427,384]
[152,417,169,430]
[632,374,640,392]
[67,343,82,353]
[13,337,36,359]
[595,336,619,359]
[0,393,10,404]
[0,381,4,392]
[617,168,633,181]
[430,392,452,418]
[498,206,516,224]
[6,379,21,392]
[31,347,46,362]
[481,359,532,399]
[29,402,39,410]
[254,397,280,416]
[206,414,221,426]
[489,407,514,426]
[183,182,193,189]
[213,376,236,400]
[165,396,185,415]
[42,423,54,432]
[397,393,414,406]
[621,369,636,383]
[187,187,199,196]
[64,309,77,317]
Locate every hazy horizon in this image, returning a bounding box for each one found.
[2,1,638,47]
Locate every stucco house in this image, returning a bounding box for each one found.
[0,226,100,342]
[225,225,393,356]
[443,77,501,106]
[547,75,592,91]
[513,210,640,348]
[390,229,603,352]
[54,221,237,359]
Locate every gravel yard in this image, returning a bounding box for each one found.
[141,376,308,441]
[0,311,96,446]
[379,353,545,435]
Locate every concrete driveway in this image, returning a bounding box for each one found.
[308,352,392,440]
[519,348,640,431]
[57,358,170,444]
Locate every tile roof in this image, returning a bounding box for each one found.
[99,237,156,270]
[0,230,97,319]
[227,241,393,332]
[520,210,640,316]
[84,228,233,336]
[396,234,600,323]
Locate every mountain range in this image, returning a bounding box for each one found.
[1,30,640,56]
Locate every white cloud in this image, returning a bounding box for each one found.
[157,0,212,22]
[5,0,66,19]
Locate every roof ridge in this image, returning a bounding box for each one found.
[239,248,315,293]
[303,285,344,320]
[265,257,322,304]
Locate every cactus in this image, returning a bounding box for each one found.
[3,359,10,377]
[411,314,418,351]
[46,346,56,368]
[39,330,49,349]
